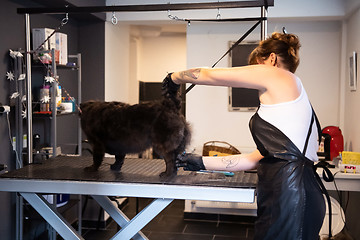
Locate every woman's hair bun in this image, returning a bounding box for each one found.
[248,31,301,73]
[271,32,301,57]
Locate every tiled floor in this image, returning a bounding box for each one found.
[82,197,255,240]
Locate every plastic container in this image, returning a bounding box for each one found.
[56,85,62,108]
[39,85,50,112]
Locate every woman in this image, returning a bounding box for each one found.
[165,32,325,239]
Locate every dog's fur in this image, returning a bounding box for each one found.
[79,91,191,178]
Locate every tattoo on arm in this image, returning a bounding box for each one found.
[179,68,201,81]
[222,156,239,169]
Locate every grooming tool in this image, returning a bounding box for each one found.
[198,170,234,177]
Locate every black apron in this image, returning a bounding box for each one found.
[249,111,326,240]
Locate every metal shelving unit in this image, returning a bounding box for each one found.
[15,49,83,240]
[47,50,82,157]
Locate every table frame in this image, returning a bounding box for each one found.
[0,178,255,240]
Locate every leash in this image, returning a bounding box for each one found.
[309,107,334,239]
[185,0,268,94]
[185,18,264,94]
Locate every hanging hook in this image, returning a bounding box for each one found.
[216,8,221,20]
[111,12,118,25]
[168,8,187,22]
[216,0,221,19]
[61,5,69,26]
[168,9,179,21]
[282,27,288,34]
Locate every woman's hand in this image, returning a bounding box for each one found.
[162,73,180,97]
[176,153,206,171]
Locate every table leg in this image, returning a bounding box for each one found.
[110,198,173,240]
[20,192,84,240]
[91,195,148,240]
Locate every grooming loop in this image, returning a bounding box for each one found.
[30,10,81,113]
[185,18,263,94]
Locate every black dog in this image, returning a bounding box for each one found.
[79,75,191,178]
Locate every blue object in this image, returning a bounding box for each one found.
[199,170,235,177]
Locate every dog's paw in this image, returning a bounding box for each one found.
[110,164,122,171]
[159,171,176,180]
[84,165,98,172]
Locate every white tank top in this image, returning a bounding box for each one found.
[257,77,319,161]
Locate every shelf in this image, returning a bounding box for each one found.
[33,111,78,117]
[32,63,79,70]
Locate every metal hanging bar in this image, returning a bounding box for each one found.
[260,4,268,40]
[17,0,274,14]
[25,13,33,165]
[169,16,267,23]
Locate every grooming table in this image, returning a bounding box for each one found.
[0,156,257,240]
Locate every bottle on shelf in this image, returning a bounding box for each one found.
[39,85,50,112]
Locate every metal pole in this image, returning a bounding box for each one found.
[15,56,24,240]
[16,55,24,168]
[261,6,267,41]
[51,49,57,157]
[77,53,82,156]
[16,195,23,240]
[25,13,33,164]
[17,1,274,14]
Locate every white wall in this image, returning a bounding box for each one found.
[344,7,360,152]
[104,22,130,102]
[186,20,342,153]
[139,33,187,82]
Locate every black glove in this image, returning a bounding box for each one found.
[162,73,180,98]
[176,153,206,171]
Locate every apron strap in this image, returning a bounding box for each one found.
[304,105,334,238]
[302,112,314,155]
[302,106,322,155]
[313,162,334,238]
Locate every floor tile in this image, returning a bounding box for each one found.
[147,232,213,240]
[82,198,256,240]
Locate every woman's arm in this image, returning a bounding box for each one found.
[202,150,263,172]
[171,65,288,89]
[171,66,299,104]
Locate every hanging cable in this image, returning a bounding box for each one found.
[33,6,69,53]
[185,19,263,94]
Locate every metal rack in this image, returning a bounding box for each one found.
[14,48,82,239]
[47,50,82,157]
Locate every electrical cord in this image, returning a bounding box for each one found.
[333,171,350,230]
